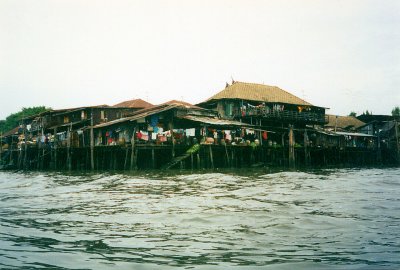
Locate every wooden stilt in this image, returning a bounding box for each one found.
[37,135,41,170]
[130,128,137,170]
[0,132,2,162]
[231,148,235,168]
[224,144,230,167]
[209,145,214,169]
[113,149,117,170]
[288,125,295,169]
[152,148,156,169]
[124,147,129,170]
[169,121,175,158]
[90,109,95,170]
[191,153,194,170]
[9,139,13,166]
[53,128,57,170]
[196,153,200,169]
[377,131,382,164]
[90,127,94,170]
[67,126,72,171]
[17,148,21,170]
[395,121,400,165]
[304,129,310,166]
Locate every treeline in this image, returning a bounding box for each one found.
[349,106,400,117]
[0,106,50,133]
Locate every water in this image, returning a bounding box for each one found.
[0,168,399,270]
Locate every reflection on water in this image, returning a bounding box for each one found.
[0,168,399,269]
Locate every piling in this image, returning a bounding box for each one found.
[288,125,295,169]
[304,129,310,166]
[130,128,137,170]
[395,121,400,165]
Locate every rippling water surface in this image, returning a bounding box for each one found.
[0,168,399,269]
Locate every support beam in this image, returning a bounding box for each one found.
[130,128,137,170]
[53,128,57,170]
[90,122,94,170]
[395,121,400,165]
[152,148,156,169]
[288,125,295,169]
[304,129,310,166]
[209,145,214,169]
[0,132,2,162]
[169,121,175,158]
[67,126,72,171]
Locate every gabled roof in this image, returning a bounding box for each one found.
[199,81,314,106]
[113,98,153,109]
[160,100,202,109]
[325,115,365,131]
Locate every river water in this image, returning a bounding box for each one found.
[0,168,399,270]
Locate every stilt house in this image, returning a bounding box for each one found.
[197,81,327,128]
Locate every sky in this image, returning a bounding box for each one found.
[0,0,399,120]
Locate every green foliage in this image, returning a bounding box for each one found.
[0,106,50,133]
[349,111,357,117]
[392,106,400,117]
[361,110,372,116]
[186,144,200,154]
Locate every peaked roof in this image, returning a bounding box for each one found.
[325,115,365,131]
[160,100,202,109]
[113,98,153,109]
[201,81,314,106]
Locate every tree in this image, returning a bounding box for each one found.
[0,106,50,133]
[349,111,357,117]
[361,110,372,116]
[392,106,400,117]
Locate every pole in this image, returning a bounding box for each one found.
[395,121,399,165]
[209,145,214,169]
[288,125,295,169]
[90,110,94,170]
[23,125,28,170]
[130,127,137,170]
[0,132,2,162]
[304,129,310,166]
[67,125,72,171]
[53,128,58,170]
[169,120,175,158]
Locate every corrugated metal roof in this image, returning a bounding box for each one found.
[93,104,181,129]
[201,81,314,106]
[335,131,375,137]
[179,115,253,127]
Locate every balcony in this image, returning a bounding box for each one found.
[236,108,327,125]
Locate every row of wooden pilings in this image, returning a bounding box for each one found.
[1,124,399,171]
[0,143,384,171]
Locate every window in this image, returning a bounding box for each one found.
[81,111,87,120]
[225,102,233,117]
[63,116,69,123]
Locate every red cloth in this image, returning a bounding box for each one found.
[262,131,268,140]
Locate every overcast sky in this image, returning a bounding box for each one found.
[0,0,399,120]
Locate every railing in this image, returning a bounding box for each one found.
[236,108,328,124]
